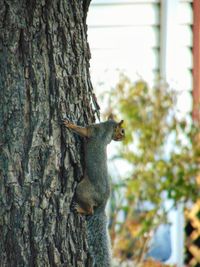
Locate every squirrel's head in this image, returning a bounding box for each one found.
[108,115,125,141]
[113,120,125,141]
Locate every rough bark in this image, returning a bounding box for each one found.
[0,1,98,266]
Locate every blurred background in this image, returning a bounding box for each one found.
[87,0,200,266]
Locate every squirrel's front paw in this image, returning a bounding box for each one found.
[62,118,75,129]
[62,118,70,126]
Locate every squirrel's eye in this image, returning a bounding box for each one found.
[121,129,124,134]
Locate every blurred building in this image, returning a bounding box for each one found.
[87,0,200,266]
[88,0,194,117]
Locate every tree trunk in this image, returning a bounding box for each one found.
[0,1,97,266]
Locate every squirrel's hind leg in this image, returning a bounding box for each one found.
[72,201,94,215]
[74,177,97,215]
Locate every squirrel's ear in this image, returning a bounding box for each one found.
[108,114,115,121]
[118,120,124,126]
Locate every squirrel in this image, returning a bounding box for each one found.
[62,116,125,267]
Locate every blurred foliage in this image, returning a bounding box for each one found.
[113,258,174,267]
[103,74,200,263]
[140,259,175,267]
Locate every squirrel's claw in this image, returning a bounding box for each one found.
[62,118,72,128]
[59,118,68,126]
[71,201,78,213]
[61,118,69,123]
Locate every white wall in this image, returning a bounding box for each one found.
[88,0,160,89]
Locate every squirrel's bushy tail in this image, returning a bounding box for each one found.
[86,210,112,267]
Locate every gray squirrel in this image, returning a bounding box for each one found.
[63,116,125,267]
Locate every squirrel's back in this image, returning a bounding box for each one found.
[84,121,118,199]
